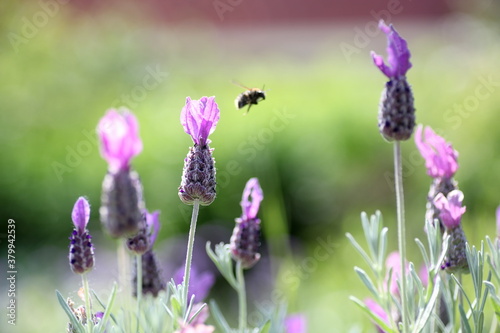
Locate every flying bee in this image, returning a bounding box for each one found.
[233,81,266,114]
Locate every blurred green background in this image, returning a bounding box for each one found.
[1,0,500,332]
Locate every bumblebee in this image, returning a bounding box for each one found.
[233,82,266,114]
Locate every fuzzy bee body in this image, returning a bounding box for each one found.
[233,81,266,113]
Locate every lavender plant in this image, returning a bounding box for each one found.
[348,20,500,333]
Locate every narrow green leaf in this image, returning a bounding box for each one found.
[94,283,118,332]
[349,296,396,333]
[458,304,473,333]
[451,274,473,310]
[56,290,85,333]
[354,267,379,299]
[209,300,232,333]
[346,233,374,270]
[414,279,441,332]
[259,320,272,333]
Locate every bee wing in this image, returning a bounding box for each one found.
[231,80,252,90]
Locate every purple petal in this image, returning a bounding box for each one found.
[415,125,458,178]
[433,190,466,228]
[72,197,90,232]
[385,251,408,296]
[173,266,215,303]
[97,109,143,172]
[181,96,220,146]
[371,20,412,78]
[284,314,307,333]
[146,210,160,246]
[240,178,264,220]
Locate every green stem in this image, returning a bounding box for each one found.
[236,260,247,332]
[136,254,142,332]
[182,199,200,319]
[394,141,408,332]
[82,273,93,333]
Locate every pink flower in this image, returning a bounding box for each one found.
[181,96,220,146]
[371,20,412,78]
[97,109,142,172]
[285,313,307,333]
[365,299,390,333]
[175,324,215,333]
[415,125,458,179]
[433,190,466,229]
[385,251,409,296]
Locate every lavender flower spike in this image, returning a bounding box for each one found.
[433,190,466,229]
[179,97,220,206]
[230,178,264,269]
[415,125,459,179]
[98,109,145,237]
[372,20,415,141]
[97,109,142,173]
[69,197,95,275]
[371,21,412,78]
[181,96,220,146]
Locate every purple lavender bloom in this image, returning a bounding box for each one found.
[179,97,220,206]
[69,197,95,275]
[365,299,390,333]
[97,109,142,173]
[371,20,412,79]
[181,96,220,146]
[230,178,264,268]
[174,265,215,303]
[284,314,307,333]
[433,190,466,229]
[415,125,459,179]
[434,190,469,273]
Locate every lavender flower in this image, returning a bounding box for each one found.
[69,197,95,275]
[284,314,307,333]
[173,265,215,303]
[174,323,215,333]
[371,20,415,141]
[434,190,469,273]
[98,109,145,237]
[179,96,220,206]
[415,125,458,179]
[230,178,263,269]
[132,210,166,297]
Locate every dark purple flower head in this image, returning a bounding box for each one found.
[371,20,412,78]
[240,177,263,220]
[98,109,143,173]
[415,125,458,179]
[146,210,160,247]
[72,197,90,233]
[284,314,307,333]
[181,96,220,146]
[174,265,215,303]
[433,190,466,229]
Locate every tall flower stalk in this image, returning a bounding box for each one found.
[69,196,95,333]
[178,96,220,317]
[371,20,414,332]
